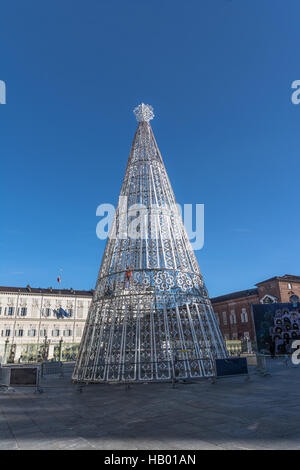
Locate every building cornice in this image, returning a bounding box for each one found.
[0,286,94,297]
[211,288,259,304]
[255,274,300,286]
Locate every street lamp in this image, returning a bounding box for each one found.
[41,335,50,362]
[58,337,63,362]
[3,338,9,365]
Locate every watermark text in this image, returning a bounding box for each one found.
[0,80,6,104]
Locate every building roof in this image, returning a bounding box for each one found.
[0,285,94,297]
[255,274,300,286]
[211,288,258,304]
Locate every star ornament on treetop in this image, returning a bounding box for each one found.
[133,103,154,122]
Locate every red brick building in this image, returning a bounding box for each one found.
[211,274,300,342]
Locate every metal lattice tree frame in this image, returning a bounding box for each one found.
[73,104,227,383]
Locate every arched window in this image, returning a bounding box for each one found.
[230,310,236,324]
[241,308,248,323]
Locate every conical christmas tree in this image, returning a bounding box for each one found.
[73,104,227,383]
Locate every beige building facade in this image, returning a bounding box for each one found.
[0,285,93,363]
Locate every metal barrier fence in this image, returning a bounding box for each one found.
[40,361,75,378]
[41,361,64,377]
[2,354,297,383]
[61,362,75,376]
[2,355,299,397]
[0,367,10,387]
[0,364,43,393]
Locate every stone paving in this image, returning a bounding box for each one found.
[0,359,300,450]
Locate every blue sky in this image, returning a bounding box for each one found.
[1,0,300,297]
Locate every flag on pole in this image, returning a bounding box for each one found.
[57,268,62,284]
[54,307,70,319]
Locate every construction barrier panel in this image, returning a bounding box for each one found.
[215,357,248,377]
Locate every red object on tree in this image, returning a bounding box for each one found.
[125,268,132,280]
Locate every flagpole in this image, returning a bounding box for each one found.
[57,267,63,293]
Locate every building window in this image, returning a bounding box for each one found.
[232,333,238,340]
[76,308,83,319]
[241,308,248,323]
[16,329,23,337]
[20,307,27,317]
[63,329,72,337]
[40,329,47,337]
[0,307,2,315]
[76,327,82,337]
[222,312,227,325]
[244,332,250,339]
[230,310,236,324]
[288,283,292,290]
[68,309,73,317]
[1,329,11,337]
[43,308,51,317]
[52,329,60,337]
[7,307,14,316]
[28,329,36,337]
[215,313,220,325]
